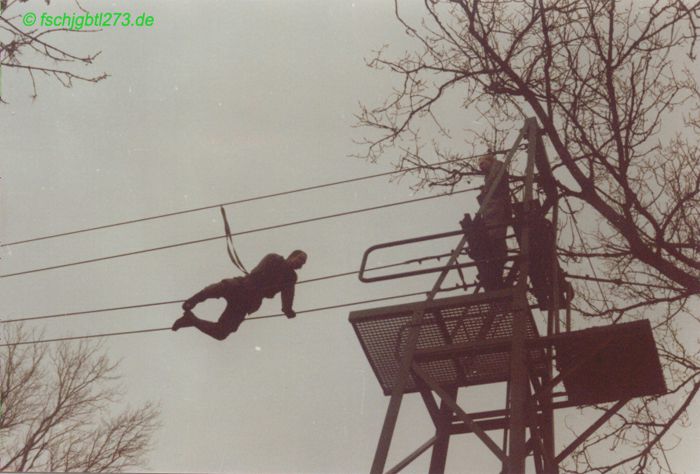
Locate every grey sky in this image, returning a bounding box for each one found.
[1,1,698,473]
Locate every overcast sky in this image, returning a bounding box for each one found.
[1,1,698,473]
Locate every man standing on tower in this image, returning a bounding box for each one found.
[470,153,512,290]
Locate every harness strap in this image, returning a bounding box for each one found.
[220,206,249,275]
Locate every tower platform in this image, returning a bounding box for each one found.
[350,291,666,405]
[349,289,547,395]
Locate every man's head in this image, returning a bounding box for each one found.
[287,250,307,270]
[478,153,496,173]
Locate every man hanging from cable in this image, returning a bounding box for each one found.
[172,249,308,340]
[172,207,307,340]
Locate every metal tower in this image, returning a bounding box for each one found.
[349,119,666,474]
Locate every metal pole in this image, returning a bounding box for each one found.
[501,380,511,474]
[507,118,538,473]
[428,386,457,474]
[536,132,559,473]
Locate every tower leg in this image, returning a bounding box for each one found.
[507,307,529,473]
[428,386,457,474]
[541,375,558,473]
[506,117,538,474]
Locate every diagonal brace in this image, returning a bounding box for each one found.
[385,436,437,474]
[411,363,507,462]
[554,398,629,464]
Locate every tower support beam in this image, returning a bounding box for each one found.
[428,386,457,474]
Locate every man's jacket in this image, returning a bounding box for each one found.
[477,160,512,239]
[244,253,297,314]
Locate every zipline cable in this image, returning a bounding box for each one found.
[0,290,428,347]
[0,257,436,323]
[0,187,478,279]
[2,154,499,247]
[564,273,684,291]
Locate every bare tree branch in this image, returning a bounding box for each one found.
[356,1,700,471]
[0,325,160,472]
[0,0,107,102]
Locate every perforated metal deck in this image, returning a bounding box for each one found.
[349,290,546,395]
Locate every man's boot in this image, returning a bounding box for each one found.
[172,310,196,331]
